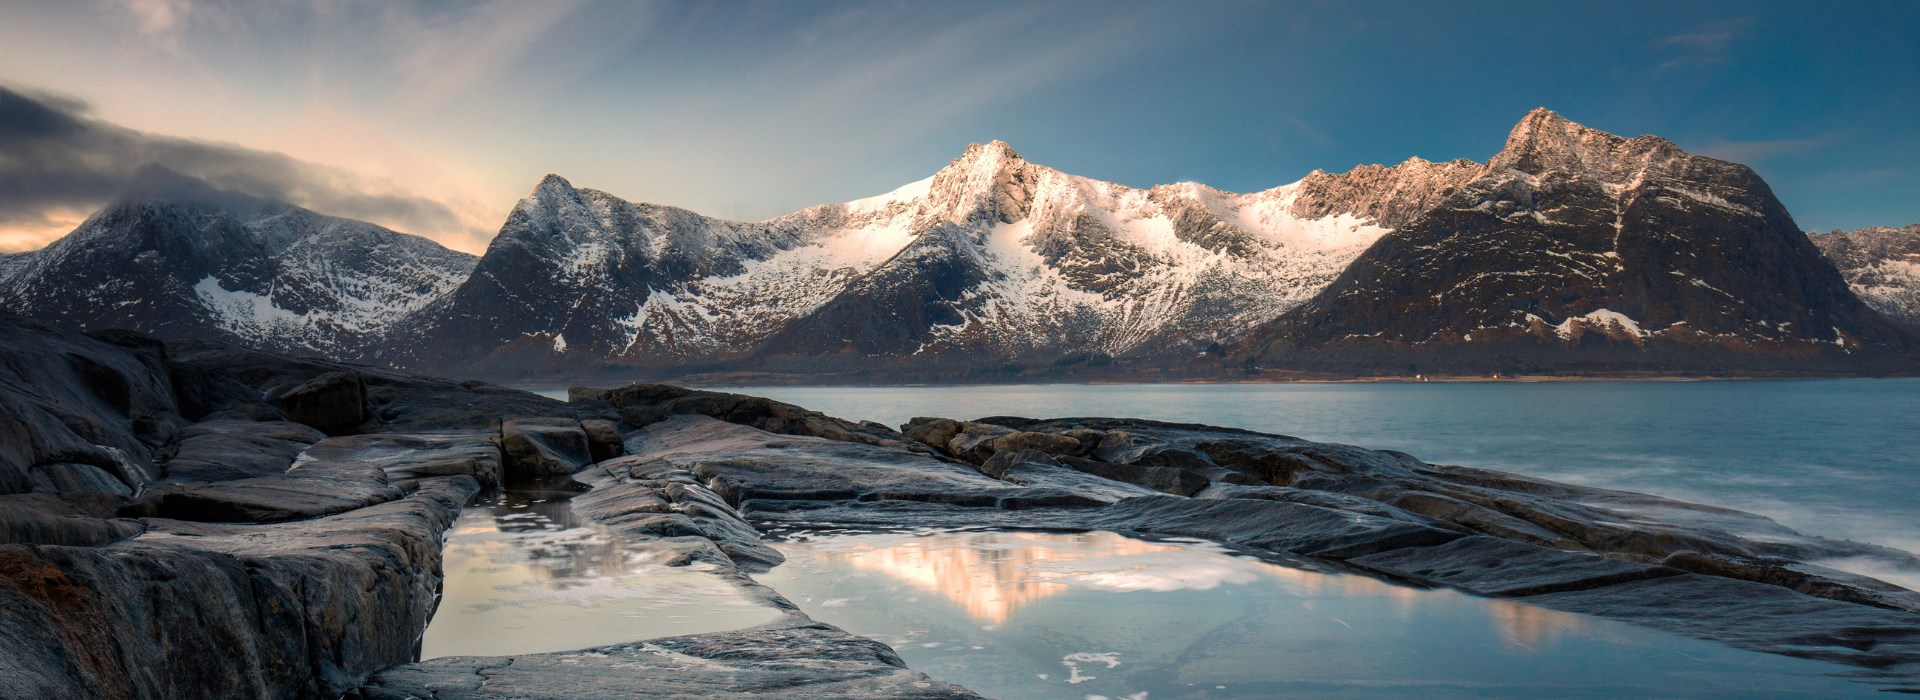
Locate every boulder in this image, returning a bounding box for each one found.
[580,419,624,462]
[944,422,1017,463]
[618,404,669,428]
[1056,455,1209,496]
[272,370,368,435]
[990,430,1082,457]
[501,417,592,479]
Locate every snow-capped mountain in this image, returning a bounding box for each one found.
[3,165,476,356]
[7,111,1913,379]
[1812,224,1920,327]
[392,140,1476,375]
[1240,109,1914,374]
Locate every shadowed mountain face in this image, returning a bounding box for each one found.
[1,165,475,357]
[1237,109,1915,375]
[1813,224,1920,328]
[3,112,1914,379]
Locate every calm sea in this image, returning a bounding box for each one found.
[533,379,1920,585]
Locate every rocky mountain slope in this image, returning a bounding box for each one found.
[1812,224,1920,327]
[1238,109,1915,375]
[2,165,475,357]
[4,112,1914,379]
[391,141,1480,376]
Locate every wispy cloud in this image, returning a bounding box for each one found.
[1695,132,1842,165]
[387,0,596,108]
[117,0,193,49]
[1653,17,1755,74]
[0,85,483,251]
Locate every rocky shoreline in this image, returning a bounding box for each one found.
[2,315,1918,698]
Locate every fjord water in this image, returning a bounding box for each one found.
[755,529,1884,699]
[690,379,1920,586]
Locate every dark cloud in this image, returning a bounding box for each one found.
[0,85,468,240]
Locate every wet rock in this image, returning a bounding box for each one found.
[1348,536,1683,596]
[1523,574,1920,674]
[573,454,785,571]
[359,621,984,699]
[297,432,503,488]
[1194,483,1441,524]
[580,419,623,462]
[1659,551,1920,613]
[271,370,369,435]
[1089,495,1465,558]
[501,417,591,479]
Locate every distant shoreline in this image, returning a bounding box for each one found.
[502,372,1920,392]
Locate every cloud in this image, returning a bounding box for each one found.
[1695,132,1841,164]
[117,0,194,50]
[1653,17,1755,74]
[0,85,483,250]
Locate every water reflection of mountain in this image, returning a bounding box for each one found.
[799,529,1587,650]
[454,484,643,586]
[810,531,1276,623]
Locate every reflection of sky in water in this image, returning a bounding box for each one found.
[419,492,781,659]
[755,529,1888,699]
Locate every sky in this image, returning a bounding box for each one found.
[2,0,1916,254]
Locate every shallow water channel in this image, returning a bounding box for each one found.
[422,488,1888,698]
[419,485,782,659]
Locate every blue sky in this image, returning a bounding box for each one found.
[2,0,1915,252]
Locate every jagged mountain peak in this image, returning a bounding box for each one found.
[1488,108,1689,183]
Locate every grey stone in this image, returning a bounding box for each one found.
[359,621,984,699]
[580,419,623,462]
[501,417,591,479]
[272,370,368,435]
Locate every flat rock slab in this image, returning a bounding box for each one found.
[359,621,983,700]
[161,420,326,483]
[1523,574,1920,676]
[630,417,1009,506]
[1347,536,1682,596]
[150,474,405,524]
[1086,495,1465,559]
[301,432,502,487]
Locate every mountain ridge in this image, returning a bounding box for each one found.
[4,111,1915,380]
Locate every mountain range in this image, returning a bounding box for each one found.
[3,110,1915,380]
